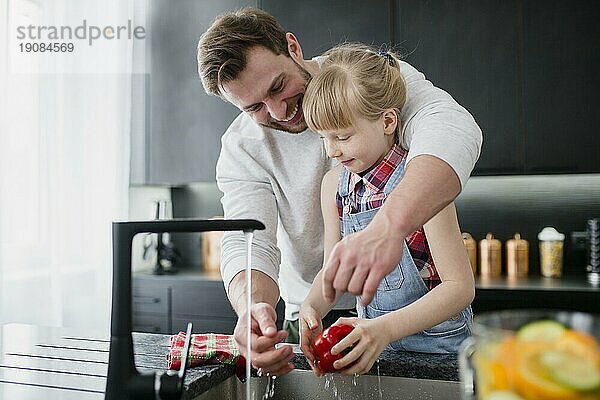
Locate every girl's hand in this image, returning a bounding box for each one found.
[298,304,324,376]
[329,317,391,375]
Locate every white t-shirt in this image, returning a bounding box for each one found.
[216,60,482,320]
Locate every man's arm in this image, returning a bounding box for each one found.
[322,155,459,304]
[216,122,294,376]
[227,269,280,316]
[379,155,460,239]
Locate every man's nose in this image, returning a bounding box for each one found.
[264,98,288,121]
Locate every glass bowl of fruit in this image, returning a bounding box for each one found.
[459,310,600,400]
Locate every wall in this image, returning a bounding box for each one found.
[128,185,173,271]
[170,183,224,268]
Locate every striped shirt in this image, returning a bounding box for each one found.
[336,145,440,289]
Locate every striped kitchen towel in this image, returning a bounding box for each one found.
[167,332,246,371]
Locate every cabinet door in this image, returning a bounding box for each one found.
[132,279,171,334]
[145,0,255,184]
[395,0,522,175]
[262,0,392,58]
[171,280,236,320]
[521,0,600,174]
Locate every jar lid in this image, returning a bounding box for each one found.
[537,227,565,241]
[480,233,501,248]
[507,233,529,249]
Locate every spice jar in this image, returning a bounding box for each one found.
[462,232,477,275]
[506,233,529,278]
[538,227,565,278]
[479,233,502,278]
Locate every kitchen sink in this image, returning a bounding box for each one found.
[194,369,460,400]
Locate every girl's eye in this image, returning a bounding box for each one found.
[337,136,349,141]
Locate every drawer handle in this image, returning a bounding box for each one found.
[133,296,160,304]
[134,324,162,333]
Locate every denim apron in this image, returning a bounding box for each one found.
[338,157,472,354]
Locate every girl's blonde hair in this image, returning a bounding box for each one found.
[304,43,406,143]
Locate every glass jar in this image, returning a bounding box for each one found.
[479,233,502,278]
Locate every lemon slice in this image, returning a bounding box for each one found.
[539,350,600,391]
[516,320,565,341]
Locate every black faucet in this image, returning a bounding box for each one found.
[105,219,265,400]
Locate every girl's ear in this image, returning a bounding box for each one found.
[286,32,304,62]
[382,109,398,136]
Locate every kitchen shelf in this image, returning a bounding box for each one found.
[476,274,599,292]
[473,273,599,314]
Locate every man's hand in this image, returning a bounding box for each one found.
[322,220,402,306]
[233,302,295,376]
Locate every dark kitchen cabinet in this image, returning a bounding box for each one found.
[133,0,599,184]
[394,0,600,175]
[262,0,393,58]
[132,272,285,335]
[132,281,171,333]
[132,273,236,334]
[132,0,255,185]
[521,0,600,174]
[395,0,522,175]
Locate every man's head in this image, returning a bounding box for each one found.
[197,7,311,133]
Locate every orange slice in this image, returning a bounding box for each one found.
[513,349,578,400]
[555,330,600,367]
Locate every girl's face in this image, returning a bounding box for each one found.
[319,111,397,174]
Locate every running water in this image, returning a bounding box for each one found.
[376,359,383,399]
[324,374,332,390]
[323,374,340,398]
[262,375,276,399]
[245,230,279,400]
[244,230,253,400]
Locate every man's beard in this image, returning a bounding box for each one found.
[259,60,311,134]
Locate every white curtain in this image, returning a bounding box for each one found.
[0,0,134,332]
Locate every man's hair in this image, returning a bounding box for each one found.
[197,7,289,98]
[303,43,406,143]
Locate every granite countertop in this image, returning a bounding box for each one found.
[133,333,459,400]
[0,323,459,399]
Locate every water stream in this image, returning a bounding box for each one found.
[262,375,276,399]
[244,231,253,400]
[376,360,382,398]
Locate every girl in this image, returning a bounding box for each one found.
[298,43,475,376]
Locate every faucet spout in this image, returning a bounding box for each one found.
[105,219,265,400]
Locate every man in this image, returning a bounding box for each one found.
[197,7,481,376]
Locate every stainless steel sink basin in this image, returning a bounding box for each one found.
[194,370,460,400]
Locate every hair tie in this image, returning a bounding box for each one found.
[378,50,394,66]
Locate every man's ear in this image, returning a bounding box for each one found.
[383,109,398,136]
[286,32,304,62]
